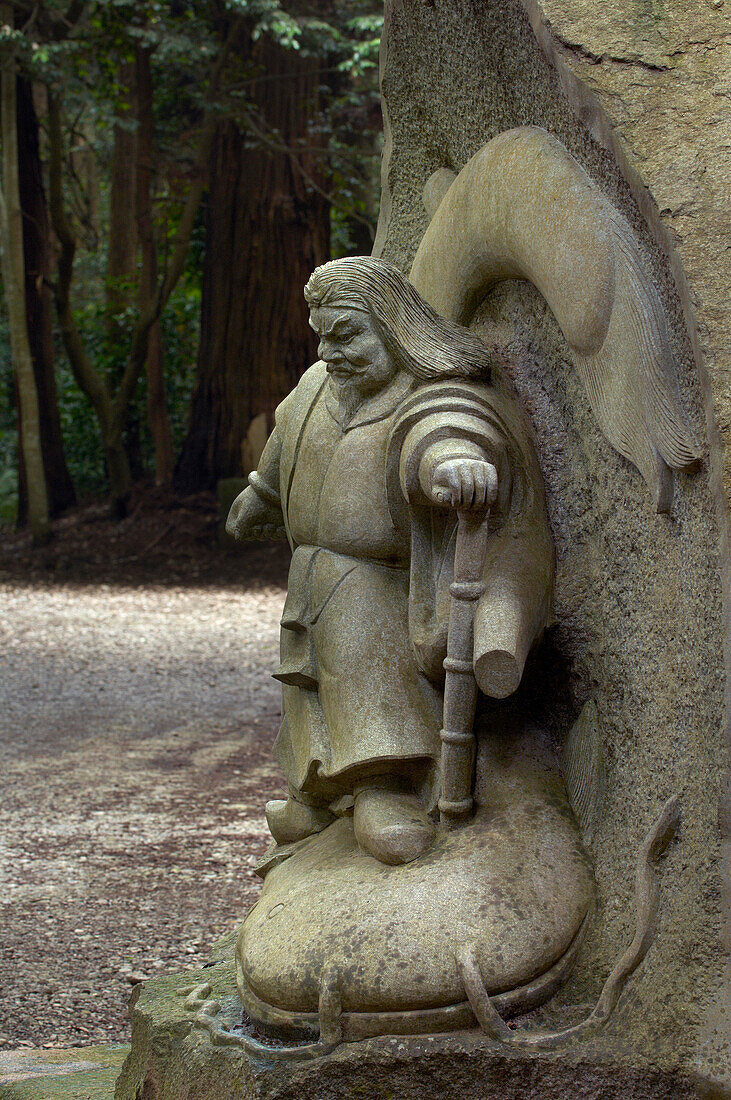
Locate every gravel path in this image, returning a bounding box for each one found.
[0,542,289,1050]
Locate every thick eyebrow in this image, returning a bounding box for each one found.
[311,315,362,338]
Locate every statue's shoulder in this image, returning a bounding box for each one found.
[392,376,505,434]
[275,361,329,429]
[388,375,536,488]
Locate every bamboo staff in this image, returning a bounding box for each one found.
[438,507,492,828]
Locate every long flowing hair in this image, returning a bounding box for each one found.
[304,257,492,381]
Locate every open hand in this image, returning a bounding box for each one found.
[430,458,498,509]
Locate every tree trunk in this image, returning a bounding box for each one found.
[107,60,143,480]
[136,44,174,485]
[0,23,49,542]
[106,60,138,332]
[103,430,133,518]
[16,77,76,522]
[46,21,236,518]
[173,35,330,495]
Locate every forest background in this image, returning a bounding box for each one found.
[0,0,382,1055]
[0,0,382,541]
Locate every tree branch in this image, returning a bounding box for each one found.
[47,89,111,429]
[51,0,86,40]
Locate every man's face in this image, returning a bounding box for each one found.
[309,306,397,401]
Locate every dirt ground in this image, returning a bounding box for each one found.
[0,489,290,1049]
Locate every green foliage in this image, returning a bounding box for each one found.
[143,274,201,460]
[0,0,383,513]
[55,353,106,494]
[55,272,201,495]
[223,0,384,254]
[337,14,382,73]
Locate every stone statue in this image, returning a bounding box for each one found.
[228,256,552,868]
[224,129,699,1055]
[226,253,591,1047]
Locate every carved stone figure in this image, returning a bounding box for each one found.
[225,128,699,1055]
[228,257,553,865]
[226,254,591,1045]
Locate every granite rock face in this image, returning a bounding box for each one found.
[377,0,730,504]
[525,0,731,505]
[375,0,727,1090]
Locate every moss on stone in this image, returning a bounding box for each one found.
[0,1044,129,1100]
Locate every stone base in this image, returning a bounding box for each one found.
[114,936,715,1100]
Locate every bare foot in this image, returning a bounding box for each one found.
[265,797,334,845]
[353,788,435,865]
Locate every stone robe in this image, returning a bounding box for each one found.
[230,361,554,806]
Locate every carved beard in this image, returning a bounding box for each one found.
[329,372,370,427]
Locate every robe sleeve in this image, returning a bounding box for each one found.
[388,380,554,698]
[226,392,290,542]
[227,362,329,544]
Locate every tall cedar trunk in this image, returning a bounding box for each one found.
[0,15,49,541]
[173,36,329,494]
[16,78,76,522]
[106,60,142,481]
[106,61,138,328]
[136,45,174,485]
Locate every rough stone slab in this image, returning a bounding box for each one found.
[374,0,727,1088]
[0,1044,129,1100]
[522,0,731,504]
[118,1029,714,1100]
[113,949,719,1100]
[377,0,730,507]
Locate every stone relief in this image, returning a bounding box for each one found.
[222,127,696,1059]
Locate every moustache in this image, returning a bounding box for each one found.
[325,362,365,378]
